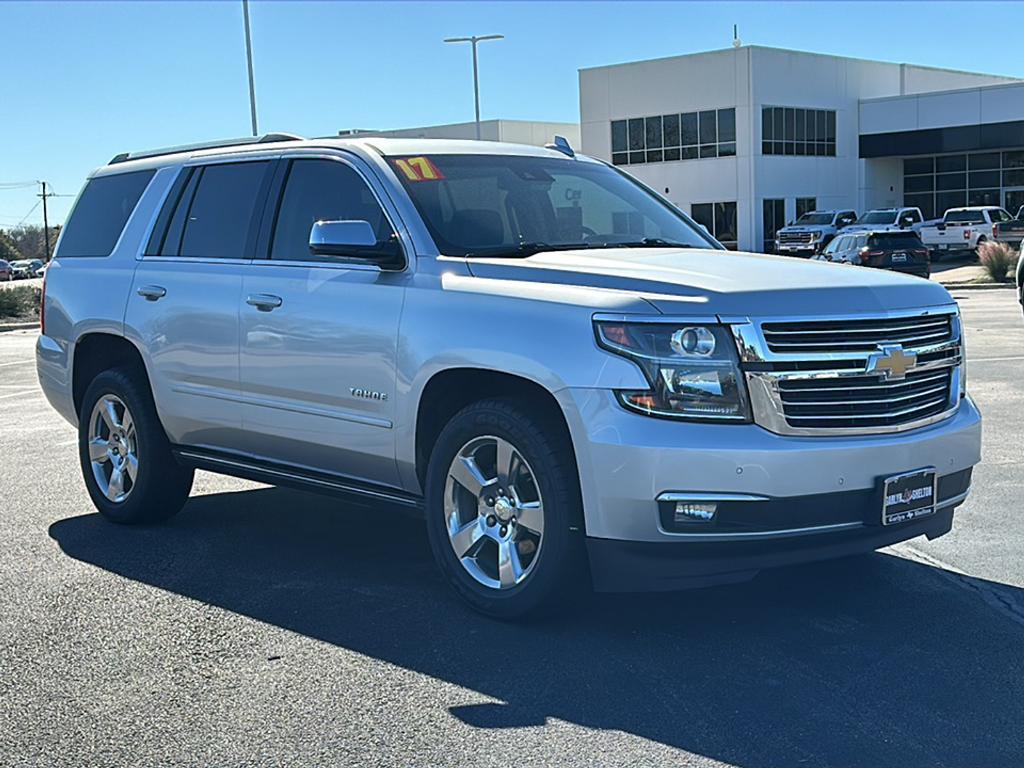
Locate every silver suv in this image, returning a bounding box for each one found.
[37,134,981,618]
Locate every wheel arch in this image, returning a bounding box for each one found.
[413,367,583,528]
[71,332,149,418]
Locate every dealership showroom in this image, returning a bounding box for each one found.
[579,45,1024,252]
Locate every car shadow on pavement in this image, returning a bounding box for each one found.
[49,486,1024,767]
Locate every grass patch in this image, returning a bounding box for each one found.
[0,285,42,321]
[978,241,1019,283]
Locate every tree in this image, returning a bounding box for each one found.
[6,224,61,262]
[0,229,20,262]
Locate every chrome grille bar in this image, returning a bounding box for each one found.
[733,306,963,436]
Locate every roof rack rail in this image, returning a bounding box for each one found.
[108,132,305,165]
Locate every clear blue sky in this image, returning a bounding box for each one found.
[3,0,1024,225]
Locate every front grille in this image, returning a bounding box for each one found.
[762,314,954,354]
[777,368,953,429]
[778,232,814,245]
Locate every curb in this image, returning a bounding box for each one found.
[0,322,38,332]
[939,282,1016,291]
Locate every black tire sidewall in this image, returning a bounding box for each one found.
[424,400,582,619]
[78,367,191,525]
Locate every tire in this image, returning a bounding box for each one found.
[973,237,987,260]
[424,398,585,620]
[78,367,194,525]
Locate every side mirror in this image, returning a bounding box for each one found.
[309,220,404,269]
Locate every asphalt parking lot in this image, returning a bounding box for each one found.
[1,289,1023,767]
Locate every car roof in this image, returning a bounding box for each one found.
[91,135,594,178]
[946,206,1000,211]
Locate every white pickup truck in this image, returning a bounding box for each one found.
[919,206,1013,260]
[843,207,925,235]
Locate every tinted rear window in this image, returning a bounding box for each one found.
[57,170,155,257]
[171,161,270,259]
[868,232,923,249]
[944,210,985,224]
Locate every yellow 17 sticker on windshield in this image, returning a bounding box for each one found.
[393,156,444,182]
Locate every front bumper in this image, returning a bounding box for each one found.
[556,389,981,588]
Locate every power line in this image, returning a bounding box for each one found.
[16,201,40,226]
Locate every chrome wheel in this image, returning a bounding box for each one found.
[444,435,545,590]
[87,394,138,503]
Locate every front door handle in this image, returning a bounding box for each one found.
[246,293,283,311]
[137,285,167,301]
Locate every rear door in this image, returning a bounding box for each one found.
[126,158,275,450]
[237,153,411,487]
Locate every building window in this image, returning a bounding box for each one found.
[762,106,836,157]
[611,108,736,166]
[796,197,817,219]
[763,199,785,253]
[903,149,1024,220]
[692,201,738,250]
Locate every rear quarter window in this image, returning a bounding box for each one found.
[56,170,155,257]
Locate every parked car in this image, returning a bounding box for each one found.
[844,206,925,234]
[0,259,12,281]
[34,264,48,278]
[815,230,930,279]
[11,259,43,279]
[774,209,858,257]
[920,207,1013,261]
[37,134,980,619]
[995,205,1024,250]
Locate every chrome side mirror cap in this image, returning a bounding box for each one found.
[308,220,404,270]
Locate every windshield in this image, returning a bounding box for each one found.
[857,210,897,225]
[795,212,833,225]
[944,210,985,224]
[388,154,719,256]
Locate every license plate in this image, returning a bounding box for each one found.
[892,253,908,263]
[938,244,949,250]
[881,469,937,525]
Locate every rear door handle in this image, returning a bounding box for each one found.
[137,285,167,301]
[246,293,283,311]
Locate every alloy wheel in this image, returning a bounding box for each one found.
[87,394,138,503]
[444,435,545,590]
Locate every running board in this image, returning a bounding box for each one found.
[174,448,423,509]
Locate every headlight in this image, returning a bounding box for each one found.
[809,231,821,240]
[595,321,751,421]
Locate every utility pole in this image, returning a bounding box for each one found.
[443,34,504,140]
[242,0,259,136]
[38,181,52,261]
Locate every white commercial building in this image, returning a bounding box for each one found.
[579,46,1024,251]
[339,119,580,148]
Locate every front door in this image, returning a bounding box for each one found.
[238,156,409,487]
[1004,188,1024,217]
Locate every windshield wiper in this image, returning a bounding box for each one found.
[602,237,697,249]
[463,242,589,259]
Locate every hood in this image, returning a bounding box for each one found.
[778,225,828,233]
[464,247,953,317]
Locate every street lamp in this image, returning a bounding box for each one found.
[443,34,504,140]
[242,0,258,136]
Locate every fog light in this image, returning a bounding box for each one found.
[674,502,717,523]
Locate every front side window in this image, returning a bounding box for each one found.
[58,170,155,258]
[271,159,396,262]
[391,154,719,255]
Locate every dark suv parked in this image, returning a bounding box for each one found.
[816,230,930,279]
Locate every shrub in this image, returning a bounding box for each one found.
[978,241,1019,283]
[0,285,42,320]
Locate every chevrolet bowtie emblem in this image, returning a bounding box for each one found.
[866,344,917,381]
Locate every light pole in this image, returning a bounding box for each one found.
[443,34,504,140]
[242,0,258,136]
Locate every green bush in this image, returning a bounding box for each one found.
[0,285,42,320]
[978,241,1019,282]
